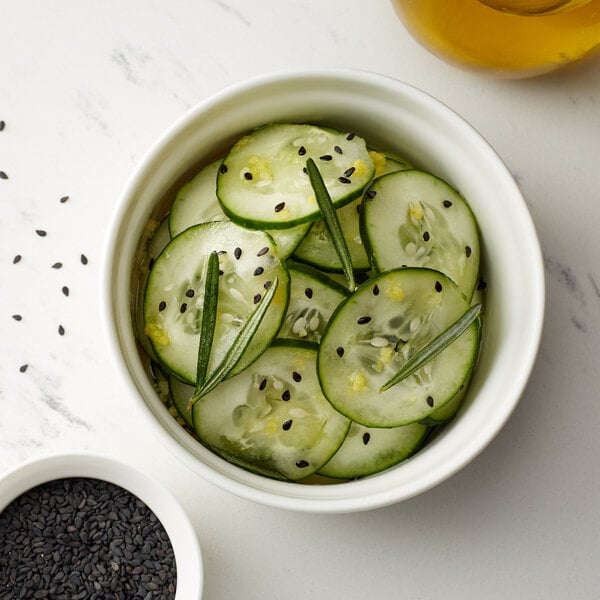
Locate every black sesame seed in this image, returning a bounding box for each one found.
[244,171,253,180]
[477,278,488,290]
[58,325,65,336]
[219,164,228,174]
[298,146,306,156]
[334,145,343,154]
[304,287,313,299]
[357,316,372,325]
[185,289,195,298]
[346,132,356,140]
[426,395,434,407]
[218,249,227,255]
[180,303,188,313]
[158,301,166,311]
[0,477,177,596]
[296,459,310,468]
[60,196,69,203]
[62,286,69,297]
[13,254,22,264]
[19,364,28,373]
[219,269,224,275]
[80,254,88,265]
[303,167,308,174]
[282,419,293,431]
[336,346,345,357]
[344,166,356,177]
[0,120,5,131]
[36,229,47,237]
[292,371,302,382]
[257,246,269,257]
[282,389,291,401]
[274,202,285,213]
[423,231,430,242]
[443,200,453,208]
[234,247,242,259]
[259,378,267,391]
[319,155,332,161]
[253,293,261,304]
[149,257,155,270]
[465,245,472,258]
[264,280,272,289]
[362,432,371,445]
[52,262,63,269]
[338,176,352,184]
[435,281,443,292]
[373,284,380,296]
[12,314,22,321]
[253,266,264,276]
[366,189,377,199]
[0,171,8,179]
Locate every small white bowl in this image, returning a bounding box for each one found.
[0,453,203,598]
[101,69,545,513]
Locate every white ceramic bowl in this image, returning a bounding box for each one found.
[101,69,545,513]
[0,453,203,598]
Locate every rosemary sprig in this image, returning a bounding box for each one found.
[380,303,482,392]
[195,251,220,392]
[190,276,279,405]
[306,158,356,291]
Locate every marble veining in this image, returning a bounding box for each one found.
[1,2,600,599]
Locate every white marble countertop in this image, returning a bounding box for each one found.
[1,1,599,598]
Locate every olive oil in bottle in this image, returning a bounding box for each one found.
[391,0,600,77]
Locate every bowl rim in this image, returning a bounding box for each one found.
[100,67,545,513]
[0,452,203,598]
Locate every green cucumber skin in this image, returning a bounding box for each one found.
[317,268,481,428]
[317,420,428,480]
[143,221,290,385]
[278,262,349,344]
[192,340,350,481]
[216,123,375,230]
[360,169,481,300]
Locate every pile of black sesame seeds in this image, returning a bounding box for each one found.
[0,477,177,600]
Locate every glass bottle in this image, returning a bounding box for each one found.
[391,0,600,77]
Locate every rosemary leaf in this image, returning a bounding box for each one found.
[306,158,355,291]
[191,277,279,404]
[195,251,220,392]
[380,303,482,392]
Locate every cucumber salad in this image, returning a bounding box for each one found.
[136,123,484,482]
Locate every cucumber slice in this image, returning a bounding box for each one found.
[278,262,348,343]
[168,159,309,258]
[361,169,481,299]
[293,198,370,272]
[369,150,412,177]
[293,150,413,272]
[168,376,195,428]
[143,221,290,384]
[317,420,428,479]
[192,341,351,481]
[169,160,223,237]
[217,124,375,229]
[135,216,172,359]
[318,268,481,427]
